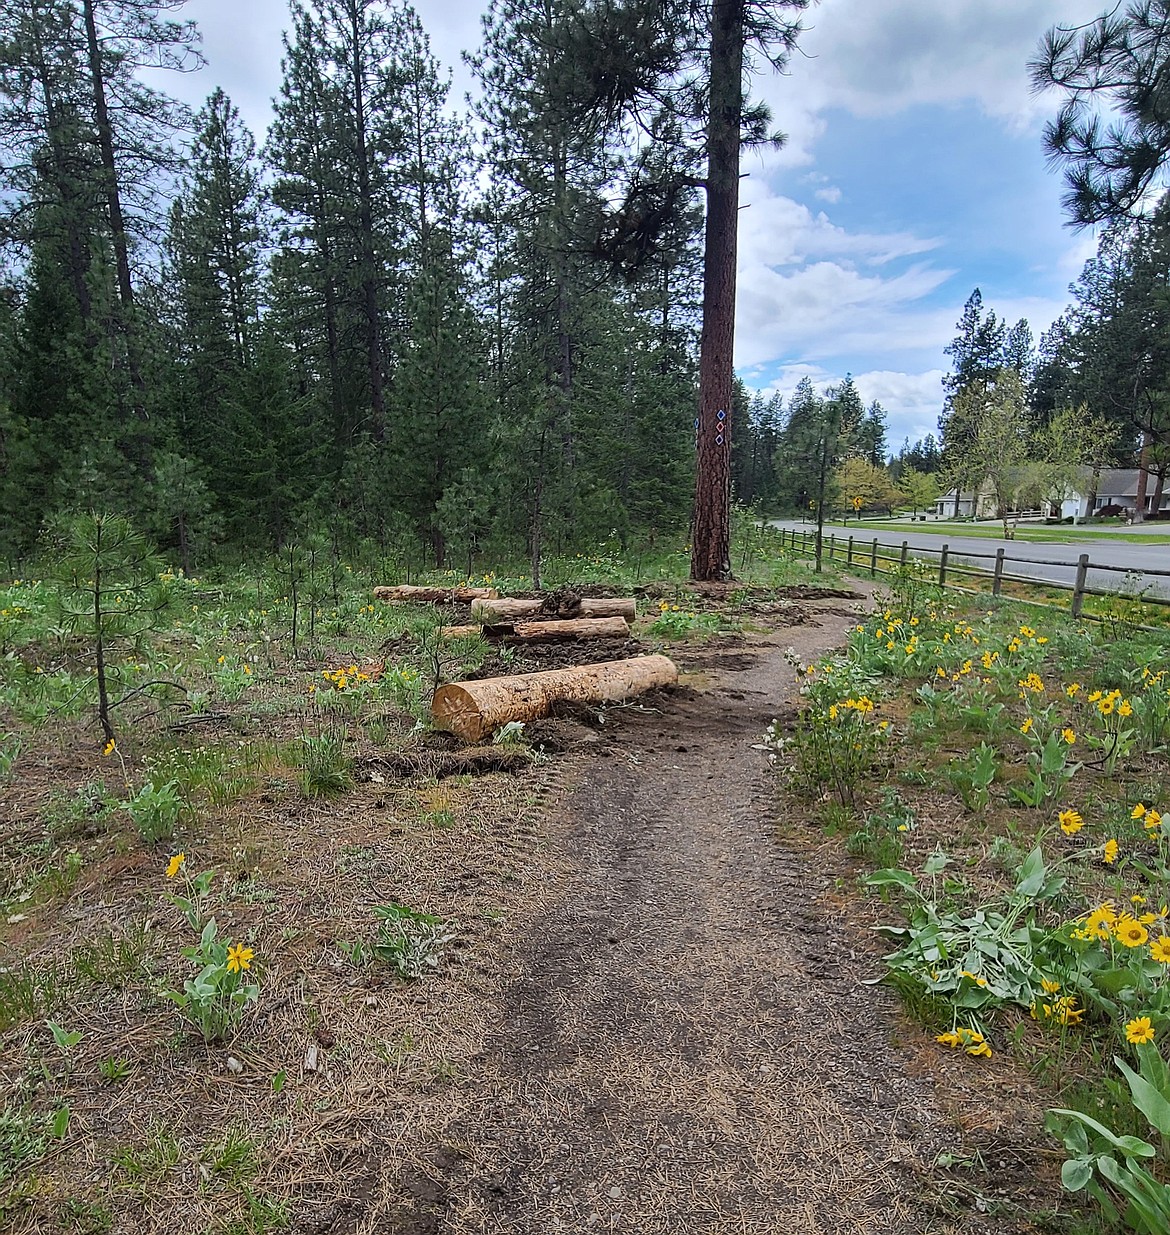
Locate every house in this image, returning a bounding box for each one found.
[932,486,996,519]
[1054,468,1170,520]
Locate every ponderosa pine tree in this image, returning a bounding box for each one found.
[267,0,406,452]
[534,0,811,579]
[470,0,616,585]
[0,0,200,529]
[1032,2,1170,225]
[161,87,268,537]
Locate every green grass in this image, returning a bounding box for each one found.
[840,518,1170,544]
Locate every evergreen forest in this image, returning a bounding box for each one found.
[0,0,713,578]
[3,0,1169,586]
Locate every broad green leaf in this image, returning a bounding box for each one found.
[922,851,949,877]
[1049,1109,1156,1158]
[864,868,917,890]
[1061,1158,1093,1192]
[1115,1055,1170,1137]
[1093,967,1140,996]
[1015,847,1046,899]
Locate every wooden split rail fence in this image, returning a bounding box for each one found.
[778,528,1170,620]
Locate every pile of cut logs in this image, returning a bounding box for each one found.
[371,586,677,741]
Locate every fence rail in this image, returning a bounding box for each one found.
[779,529,1170,619]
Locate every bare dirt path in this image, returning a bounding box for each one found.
[398,602,1036,1235]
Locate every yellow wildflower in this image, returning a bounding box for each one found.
[226,944,254,974]
[1103,838,1119,865]
[102,738,116,756]
[1126,1016,1156,1045]
[1020,717,1034,735]
[1062,728,1076,744]
[166,853,186,879]
[1058,809,1084,836]
[1150,937,1170,965]
[1116,916,1150,948]
[1084,904,1117,940]
[1145,809,1163,832]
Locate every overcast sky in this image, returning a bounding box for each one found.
[167,0,1108,451]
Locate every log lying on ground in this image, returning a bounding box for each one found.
[470,596,637,623]
[441,617,628,641]
[508,616,629,642]
[374,585,498,605]
[432,654,677,743]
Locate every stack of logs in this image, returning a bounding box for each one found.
[372,586,636,644]
[371,585,677,740]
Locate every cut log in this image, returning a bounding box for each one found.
[470,598,541,622]
[432,654,678,743]
[373,585,498,605]
[577,598,636,620]
[439,625,485,640]
[471,596,637,623]
[508,617,629,642]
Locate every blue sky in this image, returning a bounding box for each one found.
[166,0,1108,451]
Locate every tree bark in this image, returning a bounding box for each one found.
[690,0,743,582]
[1134,431,1152,522]
[81,0,144,407]
[507,617,630,642]
[432,655,678,742]
[347,0,386,442]
[471,597,637,623]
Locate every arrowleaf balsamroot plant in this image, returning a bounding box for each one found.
[768,567,1170,1230]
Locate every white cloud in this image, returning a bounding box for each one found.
[814,186,842,204]
[740,181,941,266]
[757,0,1108,167]
[736,255,955,369]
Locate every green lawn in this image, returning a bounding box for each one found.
[830,518,1170,544]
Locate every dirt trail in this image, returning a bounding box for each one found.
[405,603,1013,1234]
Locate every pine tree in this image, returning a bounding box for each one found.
[531,0,811,579]
[1033,3,1170,224]
[268,0,404,452]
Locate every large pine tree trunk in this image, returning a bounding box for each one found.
[347,1,386,443]
[81,0,143,408]
[691,0,743,582]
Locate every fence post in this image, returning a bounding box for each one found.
[847,534,854,566]
[992,547,1005,596]
[900,541,909,567]
[1071,553,1090,618]
[939,543,949,589]
[829,533,836,561]
[870,538,878,577]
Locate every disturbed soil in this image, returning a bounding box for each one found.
[374,596,1062,1235]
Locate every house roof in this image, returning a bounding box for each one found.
[1093,468,1144,497]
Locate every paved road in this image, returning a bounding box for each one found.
[770,520,1170,601]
